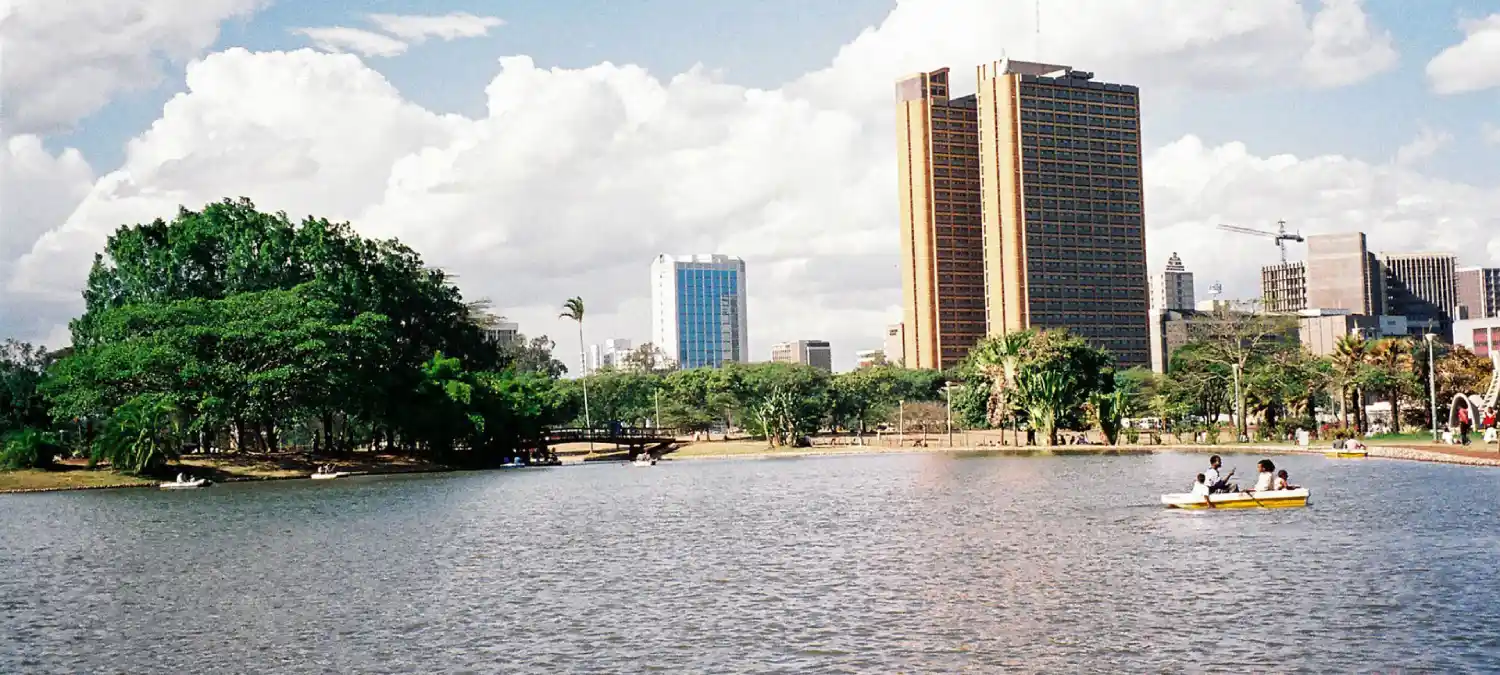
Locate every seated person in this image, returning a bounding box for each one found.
[1251,459,1276,492]
[1205,455,1237,493]
[1190,473,1210,496]
[1273,469,1297,491]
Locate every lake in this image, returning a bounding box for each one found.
[3,452,1499,673]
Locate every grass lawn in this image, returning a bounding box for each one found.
[0,467,153,492]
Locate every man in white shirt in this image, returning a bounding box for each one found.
[1205,455,1236,493]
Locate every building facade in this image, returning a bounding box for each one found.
[481,317,520,346]
[855,349,885,369]
[1306,233,1382,315]
[883,323,905,367]
[587,338,633,372]
[1151,252,1195,311]
[1261,261,1307,313]
[1379,252,1457,338]
[897,59,1150,369]
[650,254,749,369]
[896,68,984,370]
[770,340,833,372]
[1457,267,1500,320]
[1453,317,1500,357]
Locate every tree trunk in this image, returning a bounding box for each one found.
[1390,388,1401,433]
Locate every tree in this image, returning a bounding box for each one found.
[0,340,55,440]
[1015,369,1068,446]
[1186,308,1295,438]
[1331,333,1369,431]
[559,297,593,434]
[93,393,182,475]
[1091,389,1125,445]
[500,334,568,378]
[969,332,1029,444]
[1167,342,1231,428]
[1365,337,1416,432]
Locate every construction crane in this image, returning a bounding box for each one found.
[1216,220,1304,263]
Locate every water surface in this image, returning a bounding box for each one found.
[4,453,1499,673]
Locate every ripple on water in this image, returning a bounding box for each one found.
[2,454,1500,673]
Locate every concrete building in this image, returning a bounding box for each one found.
[1379,252,1457,339]
[855,349,886,369]
[771,340,833,372]
[1454,317,1500,357]
[1152,252,1195,311]
[1306,233,1382,315]
[1457,267,1500,320]
[1195,298,1261,314]
[482,317,520,346]
[883,324,905,367]
[587,338,632,372]
[650,254,748,369]
[1261,261,1307,314]
[896,68,984,370]
[1148,309,1191,373]
[897,60,1149,369]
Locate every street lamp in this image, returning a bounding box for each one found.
[1231,362,1244,442]
[944,382,955,447]
[1426,332,1438,442]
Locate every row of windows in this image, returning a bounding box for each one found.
[1020,84,1136,104]
[1026,211,1143,226]
[1022,147,1137,163]
[1027,186,1141,201]
[1031,133,1139,149]
[932,167,979,180]
[933,144,978,157]
[933,154,979,168]
[1024,161,1139,177]
[1021,97,1138,114]
[1026,125,1140,143]
[1029,174,1142,190]
[1020,107,1137,124]
[1024,198,1141,213]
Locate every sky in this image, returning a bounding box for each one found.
[3,0,1499,371]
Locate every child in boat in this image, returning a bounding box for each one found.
[1190,474,1210,496]
[1274,469,1297,491]
[1252,459,1276,492]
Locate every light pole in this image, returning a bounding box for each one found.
[899,399,905,446]
[654,388,662,429]
[1231,362,1244,442]
[1426,332,1438,442]
[944,382,954,447]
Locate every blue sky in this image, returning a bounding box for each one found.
[48,0,1499,185]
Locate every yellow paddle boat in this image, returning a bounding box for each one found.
[1325,449,1368,459]
[1160,488,1310,510]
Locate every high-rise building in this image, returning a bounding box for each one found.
[1261,261,1307,313]
[1457,267,1500,319]
[883,323,905,367]
[1151,252,1195,311]
[587,338,633,372]
[650,254,748,369]
[770,340,833,372]
[1306,233,1382,315]
[1379,252,1457,338]
[896,59,1150,369]
[976,59,1150,367]
[896,68,984,370]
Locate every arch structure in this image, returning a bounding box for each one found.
[1446,352,1500,430]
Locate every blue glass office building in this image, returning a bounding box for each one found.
[651,254,748,369]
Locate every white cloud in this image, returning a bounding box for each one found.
[0,0,268,134]
[366,12,504,43]
[1427,14,1500,94]
[7,0,1474,367]
[1484,124,1500,146]
[292,26,410,58]
[1392,126,1453,166]
[0,136,95,343]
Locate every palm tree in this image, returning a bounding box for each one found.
[973,332,1030,445]
[1331,333,1368,432]
[1366,337,1414,433]
[1015,368,1068,446]
[560,297,592,444]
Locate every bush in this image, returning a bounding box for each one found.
[1,429,61,470]
[1204,425,1222,444]
[1123,427,1141,444]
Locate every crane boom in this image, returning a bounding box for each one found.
[1216,220,1304,263]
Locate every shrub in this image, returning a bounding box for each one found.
[1123,427,1141,444]
[1204,425,1222,444]
[1,429,61,470]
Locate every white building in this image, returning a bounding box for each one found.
[482,317,520,346]
[650,254,749,369]
[1152,252,1195,311]
[883,323,905,367]
[587,338,633,372]
[771,340,832,372]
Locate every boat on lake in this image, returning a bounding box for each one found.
[310,471,349,480]
[1160,488,1310,509]
[631,456,657,467]
[160,478,212,490]
[1326,449,1368,459]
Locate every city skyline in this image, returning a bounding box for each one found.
[5,1,1500,372]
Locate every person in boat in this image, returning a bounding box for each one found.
[177,472,187,483]
[1251,459,1276,492]
[1205,455,1236,493]
[1190,473,1210,497]
[1274,469,1297,491]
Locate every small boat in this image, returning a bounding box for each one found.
[160,478,212,490]
[1161,488,1310,510]
[1325,450,1368,458]
[498,461,526,469]
[631,456,657,467]
[310,471,349,480]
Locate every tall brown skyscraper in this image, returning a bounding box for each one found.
[896,68,984,370]
[897,60,1149,369]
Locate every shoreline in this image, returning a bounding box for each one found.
[5,441,1497,495]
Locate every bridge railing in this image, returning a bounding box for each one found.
[543,427,678,442]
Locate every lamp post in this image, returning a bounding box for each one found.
[944,382,955,447]
[899,399,905,446]
[1426,332,1438,442]
[654,389,662,429]
[1231,362,1244,442]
